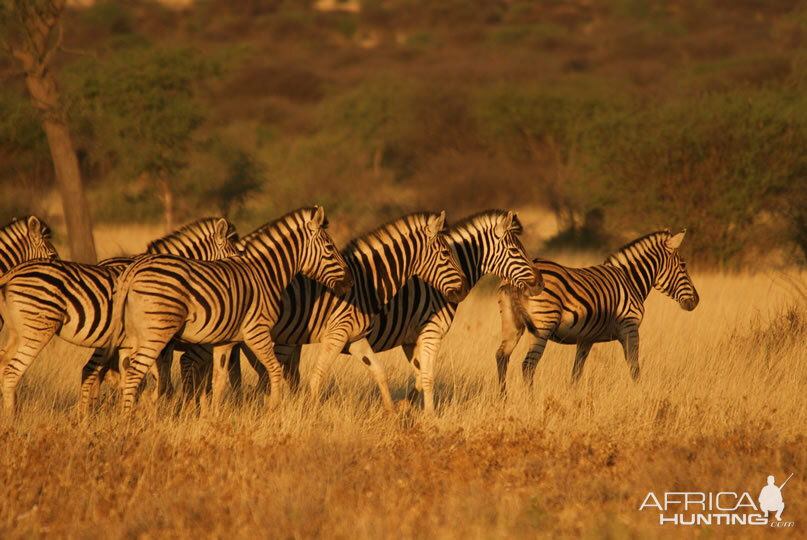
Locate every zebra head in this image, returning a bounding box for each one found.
[417,211,469,303]
[655,229,699,311]
[1,216,58,273]
[487,211,543,295]
[299,206,354,296]
[147,217,240,260]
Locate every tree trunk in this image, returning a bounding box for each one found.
[25,74,97,262]
[4,1,97,263]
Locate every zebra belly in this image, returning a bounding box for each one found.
[177,307,246,345]
[550,309,619,344]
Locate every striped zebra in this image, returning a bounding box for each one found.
[0,217,238,415]
[250,210,542,414]
[494,229,699,391]
[106,206,353,414]
[190,211,470,413]
[0,216,58,275]
[79,218,241,411]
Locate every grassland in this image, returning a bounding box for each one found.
[1,255,805,538]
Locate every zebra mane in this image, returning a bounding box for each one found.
[344,212,445,255]
[449,209,523,236]
[237,207,326,250]
[147,217,238,252]
[4,216,52,239]
[605,230,670,265]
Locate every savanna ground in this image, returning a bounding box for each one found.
[1,239,805,538]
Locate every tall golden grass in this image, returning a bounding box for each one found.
[1,261,805,538]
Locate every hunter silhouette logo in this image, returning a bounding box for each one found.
[759,474,793,522]
[639,473,796,528]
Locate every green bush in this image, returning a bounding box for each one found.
[581,90,807,265]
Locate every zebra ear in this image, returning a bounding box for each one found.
[308,206,326,232]
[27,216,42,244]
[426,210,446,239]
[214,218,230,245]
[666,228,686,251]
[494,211,514,239]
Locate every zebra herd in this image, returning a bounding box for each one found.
[0,207,699,417]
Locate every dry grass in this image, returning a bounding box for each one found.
[1,267,806,538]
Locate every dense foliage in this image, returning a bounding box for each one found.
[1,0,806,266]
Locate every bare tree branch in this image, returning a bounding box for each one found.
[60,43,101,63]
[38,20,62,73]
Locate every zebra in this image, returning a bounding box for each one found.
[0,216,58,275]
[78,218,242,410]
[494,229,699,391]
[184,211,471,413]
[0,217,239,415]
[106,206,354,414]
[243,210,543,414]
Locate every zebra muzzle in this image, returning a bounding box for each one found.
[446,279,469,303]
[332,274,354,296]
[525,268,544,296]
[679,294,699,311]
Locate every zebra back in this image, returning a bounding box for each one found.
[147,217,239,260]
[105,206,350,355]
[604,229,699,310]
[271,211,467,344]
[342,211,467,308]
[0,216,58,275]
[364,210,539,351]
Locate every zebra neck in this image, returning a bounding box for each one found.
[242,236,302,293]
[0,232,26,275]
[447,236,483,288]
[607,251,656,300]
[344,246,412,313]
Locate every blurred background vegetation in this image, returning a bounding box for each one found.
[1,0,806,267]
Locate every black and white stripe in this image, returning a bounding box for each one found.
[202,211,470,413]
[495,229,699,391]
[107,206,353,413]
[0,216,58,275]
[262,210,542,414]
[0,217,238,414]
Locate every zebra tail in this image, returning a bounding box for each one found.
[508,283,538,335]
[0,268,18,332]
[103,255,142,364]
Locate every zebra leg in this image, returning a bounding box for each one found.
[209,344,237,413]
[410,330,444,415]
[401,344,420,404]
[151,342,176,404]
[348,338,396,413]
[521,333,551,387]
[618,327,640,380]
[571,342,594,383]
[227,345,243,405]
[179,346,212,408]
[79,348,109,414]
[122,340,179,414]
[495,286,525,395]
[2,328,55,415]
[275,344,301,392]
[308,333,350,405]
[243,330,285,410]
[242,345,270,397]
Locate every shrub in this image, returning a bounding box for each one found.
[580,90,807,265]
